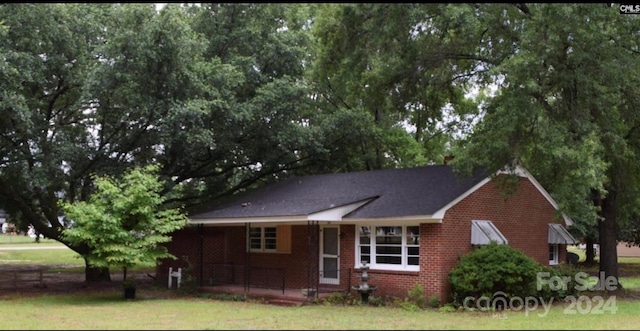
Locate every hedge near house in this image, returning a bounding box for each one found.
[449,243,542,306]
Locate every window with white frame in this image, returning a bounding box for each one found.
[549,244,558,265]
[357,225,419,271]
[248,226,277,252]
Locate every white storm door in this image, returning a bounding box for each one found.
[320,226,340,285]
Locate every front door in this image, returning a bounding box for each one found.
[320,226,340,285]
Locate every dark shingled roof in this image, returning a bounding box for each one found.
[190,165,489,220]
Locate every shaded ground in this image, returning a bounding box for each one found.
[0,264,183,299]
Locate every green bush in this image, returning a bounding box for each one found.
[390,284,430,311]
[449,243,541,306]
[536,263,582,301]
[428,295,440,308]
[318,291,360,306]
[200,293,246,302]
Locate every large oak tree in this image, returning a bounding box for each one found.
[0,3,328,281]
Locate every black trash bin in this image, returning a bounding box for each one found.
[566,252,579,264]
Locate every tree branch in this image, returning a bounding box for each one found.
[512,3,533,18]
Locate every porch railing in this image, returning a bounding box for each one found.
[203,263,285,294]
[202,264,352,296]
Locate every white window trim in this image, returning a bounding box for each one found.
[549,244,559,265]
[355,224,420,272]
[247,226,277,253]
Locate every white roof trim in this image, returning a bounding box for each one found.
[188,199,374,226]
[342,216,441,225]
[307,199,373,221]
[189,215,307,225]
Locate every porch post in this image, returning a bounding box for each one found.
[307,220,310,294]
[315,221,320,299]
[307,220,319,299]
[245,222,250,291]
[198,223,204,286]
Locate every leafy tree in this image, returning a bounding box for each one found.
[60,165,188,282]
[308,4,483,170]
[0,4,326,281]
[452,4,640,286]
[0,4,118,280]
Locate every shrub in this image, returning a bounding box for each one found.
[367,295,384,307]
[429,295,440,308]
[318,291,360,306]
[407,284,427,308]
[438,303,458,313]
[449,242,541,306]
[536,263,582,301]
[392,284,429,311]
[200,293,246,301]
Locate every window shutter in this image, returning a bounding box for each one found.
[276,225,292,253]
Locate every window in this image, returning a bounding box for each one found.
[547,223,576,266]
[357,225,419,271]
[549,244,558,265]
[248,225,291,253]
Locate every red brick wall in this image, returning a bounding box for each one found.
[346,175,566,304]
[427,175,564,303]
[158,225,245,283]
[162,174,567,303]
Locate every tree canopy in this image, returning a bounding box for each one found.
[0,3,331,280]
[1,3,639,285]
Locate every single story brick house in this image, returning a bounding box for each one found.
[158,163,577,304]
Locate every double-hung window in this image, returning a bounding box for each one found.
[357,225,419,271]
[247,225,291,253]
[248,226,277,252]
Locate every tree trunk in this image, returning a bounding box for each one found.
[598,195,621,290]
[84,260,111,282]
[585,236,596,264]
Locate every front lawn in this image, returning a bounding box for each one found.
[1,242,639,329]
[0,291,638,330]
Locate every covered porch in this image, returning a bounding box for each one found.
[175,220,357,303]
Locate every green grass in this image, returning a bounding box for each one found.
[1,242,640,329]
[0,239,155,273]
[0,248,84,266]
[0,234,61,245]
[0,292,637,330]
[0,234,72,269]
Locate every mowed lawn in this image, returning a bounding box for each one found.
[1,293,639,330]
[2,237,640,330]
